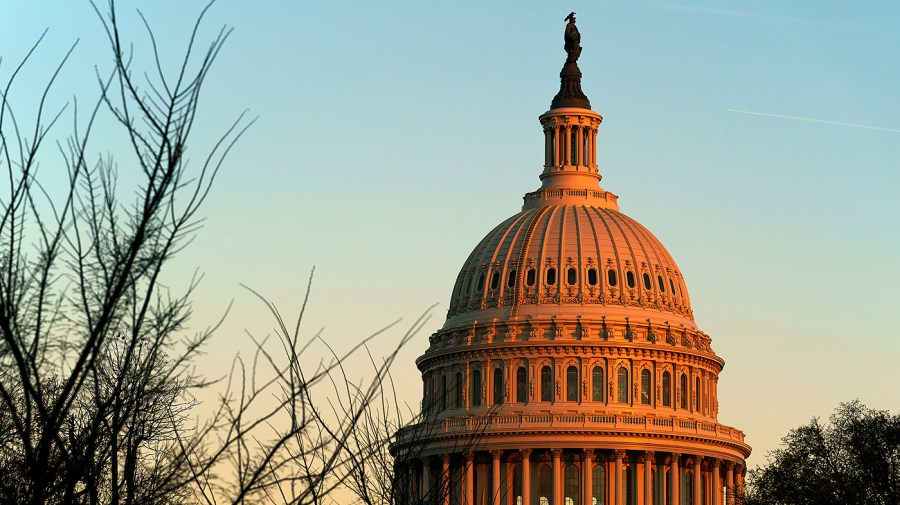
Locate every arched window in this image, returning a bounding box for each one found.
[643,272,652,290]
[662,371,671,407]
[540,366,552,402]
[513,464,524,505]
[508,269,517,288]
[526,268,536,286]
[591,367,604,402]
[493,368,504,405]
[626,271,636,288]
[607,269,617,287]
[670,279,677,295]
[567,267,577,285]
[476,273,485,292]
[516,367,527,403]
[566,366,578,401]
[694,377,701,411]
[564,464,579,505]
[683,471,694,504]
[490,271,500,290]
[588,268,598,286]
[546,268,557,286]
[440,374,447,411]
[679,374,688,409]
[538,465,552,505]
[617,368,629,403]
[658,275,666,292]
[592,465,606,505]
[640,369,652,405]
[624,463,636,505]
[471,369,482,407]
[455,371,463,409]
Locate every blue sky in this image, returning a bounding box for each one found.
[3,0,900,469]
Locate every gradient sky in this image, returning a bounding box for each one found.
[4,0,900,470]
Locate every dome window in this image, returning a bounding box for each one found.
[607,269,617,286]
[587,268,598,286]
[466,276,473,294]
[642,272,652,290]
[566,366,578,401]
[526,268,536,286]
[490,271,500,290]
[540,366,552,401]
[546,268,557,286]
[670,279,676,295]
[566,267,577,285]
[516,367,527,403]
[658,275,666,292]
[640,369,652,405]
[471,369,482,407]
[507,269,517,288]
[476,273,485,292]
[626,271,635,288]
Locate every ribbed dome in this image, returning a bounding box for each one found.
[444,204,695,329]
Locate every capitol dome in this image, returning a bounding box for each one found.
[446,204,695,330]
[392,14,749,505]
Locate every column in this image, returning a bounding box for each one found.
[551,449,563,505]
[724,461,734,505]
[583,449,594,505]
[465,452,475,505]
[709,458,719,505]
[614,450,625,505]
[671,453,680,505]
[422,457,432,504]
[442,454,451,505]
[492,450,503,505]
[545,127,552,167]
[644,451,654,505]
[521,449,532,505]
[554,126,561,167]
[659,456,668,505]
[693,458,701,505]
[575,125,582,166]
[737,465,746,505]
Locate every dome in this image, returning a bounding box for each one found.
[445,204,695,330]
[392,17,750,505]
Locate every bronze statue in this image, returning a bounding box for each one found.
[564,12,581,64]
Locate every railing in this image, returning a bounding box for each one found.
[399,412,746,445]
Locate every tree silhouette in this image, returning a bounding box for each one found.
[746,401,900,505]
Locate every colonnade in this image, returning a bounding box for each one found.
[543,123,597,169]
[394,449,744,505]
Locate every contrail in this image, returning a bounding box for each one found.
[727,108,900,134]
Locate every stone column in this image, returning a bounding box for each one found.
[671,453,681,505]
[521,449,532,505]
[552,449,563,505]
[644,451,654,505]
[465,452,475,505]
[442,454,451,505]
[659,455,668,505]
[554,125,561,167]
[491,450,503,505]
[693,457,701,505]
[614,450,625,505]
[724,461,734,505]
[422,457,432,504]
[544,127,552,167]
[583,449,594,505]
[709,458,719,505]
[737,465,746,505]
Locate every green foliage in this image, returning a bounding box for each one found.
[746,401,900,505]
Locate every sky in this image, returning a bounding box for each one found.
[3,0,900,471]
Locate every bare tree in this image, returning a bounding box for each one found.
[0,2,426,504]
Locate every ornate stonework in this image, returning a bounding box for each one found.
[391,14,749,505]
